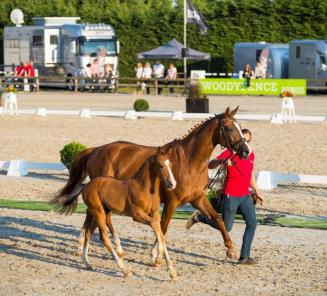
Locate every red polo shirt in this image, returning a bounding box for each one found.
[216,149,255,197]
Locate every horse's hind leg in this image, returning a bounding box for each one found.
[106,212,125,258]
[77,210,93,256]
[82,213,97,270]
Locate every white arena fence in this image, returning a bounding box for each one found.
[1,160,327,190]
[0,107,326,123]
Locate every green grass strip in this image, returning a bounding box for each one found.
[275,217,327,230]
[0,199,326,230]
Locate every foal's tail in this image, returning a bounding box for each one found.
[50,147,96,215]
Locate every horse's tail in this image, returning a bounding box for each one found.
[50,147,96,215]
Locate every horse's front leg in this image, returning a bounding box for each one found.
[150,200,178,266]
[190,195,237,259]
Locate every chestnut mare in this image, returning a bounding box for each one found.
[57,107,249,261]
[52,147,178,279]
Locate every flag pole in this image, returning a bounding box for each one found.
[183,0,187,83]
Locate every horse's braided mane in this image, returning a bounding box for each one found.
[173,113,223,142]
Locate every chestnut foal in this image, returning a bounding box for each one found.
[53,148,177,279]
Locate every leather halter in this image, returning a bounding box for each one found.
[218,117,246,154]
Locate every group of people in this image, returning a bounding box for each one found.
[243,60,266,87]
[80,58,114,92]
[14,61,36,91]
[135,61,177,95]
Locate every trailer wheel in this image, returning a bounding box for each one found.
[66,75,74,91]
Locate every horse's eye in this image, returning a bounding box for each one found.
[159,165,164,169]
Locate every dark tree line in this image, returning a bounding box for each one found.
[0,0,326,76]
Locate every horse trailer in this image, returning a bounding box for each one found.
[4,16,119,84]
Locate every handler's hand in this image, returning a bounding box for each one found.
[254,191,264,206]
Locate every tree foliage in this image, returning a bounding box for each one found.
[0,0,326,75]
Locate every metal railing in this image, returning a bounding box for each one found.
[0,73,326,93]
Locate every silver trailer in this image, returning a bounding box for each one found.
[289,40,327,84]
[233,42,269,76]
[4,17,119,81]
[260,45,289,79]
[233,42,288,79]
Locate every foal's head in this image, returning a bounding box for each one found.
[219,106,250,159]
[150,147,177,191]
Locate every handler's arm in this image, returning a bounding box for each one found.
[208,158,225,169]
[250,172,264,205]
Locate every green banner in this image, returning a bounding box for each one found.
[200,79,306,96]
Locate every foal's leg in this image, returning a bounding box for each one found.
[191,195,237,259]
[150,200,178,266]
[106,212,125,258]
[132,210,164,267]
[77,211,125,258]
[82,214,97,270]
[77,210,93,256]
[92,209,131,277]
[161,234,178,280]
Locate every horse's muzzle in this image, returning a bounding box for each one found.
[165,179,174,190]
[238,144,250,159]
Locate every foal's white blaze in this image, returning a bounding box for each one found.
[164,159,177,190]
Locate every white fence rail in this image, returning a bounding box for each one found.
[0,107,326,123]
[1,160,327,190]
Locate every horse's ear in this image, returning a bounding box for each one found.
[230,106,239,116]
[224,107,230,115]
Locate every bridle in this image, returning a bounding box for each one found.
[204,117,246,190]
[218,118,246,154]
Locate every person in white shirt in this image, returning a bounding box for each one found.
[135,62,143,95]
[152,60,164,95]
[165,63,177,95]
[142,63,152,95]
[254,61,265,79]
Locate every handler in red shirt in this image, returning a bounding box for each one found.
[186,129,264,265]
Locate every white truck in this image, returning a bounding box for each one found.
[4,16,119,88]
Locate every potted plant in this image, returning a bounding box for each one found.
[185,82,209,113]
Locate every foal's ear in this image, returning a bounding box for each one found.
[224,107,230,115]
[230,106,239,116]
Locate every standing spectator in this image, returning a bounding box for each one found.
[135,62,143,95]
[24,61,36,92]
[90,59,100,91]
[14,62,25,90]
[243,64,253,87]
[103,63,114,92]
[152,60,164,95]
[165,63,177,95]
[142,63,152,95]
[254,61,265,79]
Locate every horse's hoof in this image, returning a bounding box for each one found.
[226,248,237,260]
[76,251,82,257]
[123,270,133,278]
[151,262,161,268]
[117,251,125,258]
[170,274,178,281]
[86,265,94,271]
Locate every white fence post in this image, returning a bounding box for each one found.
[125,110,137,120]
[7,160,28,177]
[172,111,184,121]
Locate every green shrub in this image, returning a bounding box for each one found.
[60,141,87,170]
[133,98,149,111]
[206,188,220,212]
